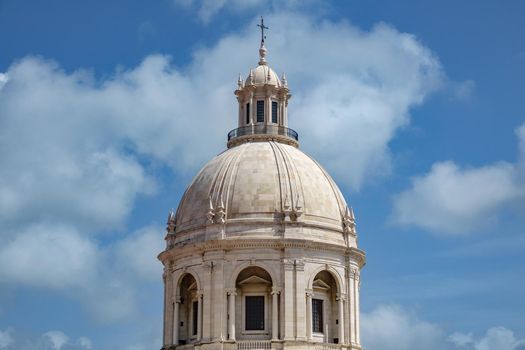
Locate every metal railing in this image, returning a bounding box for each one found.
[227,125,298,142]
[236,340,272,350]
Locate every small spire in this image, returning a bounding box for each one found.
[349,206,355,220]
[237,74,243,89]
[282,72,287,87]
[248,69,254,84]
[166,208,176,234]
[206,197,215,224]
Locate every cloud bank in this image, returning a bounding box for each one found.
[361,305,525,350]
[392,123,525,234]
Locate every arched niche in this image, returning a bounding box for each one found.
[310,270,342,344]
[234,266,274,340]
[176,273,200,345]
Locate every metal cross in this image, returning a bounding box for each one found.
[257,16,269,44]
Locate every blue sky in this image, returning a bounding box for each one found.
[0,1,524,349]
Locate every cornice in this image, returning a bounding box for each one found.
[158,238,366,268]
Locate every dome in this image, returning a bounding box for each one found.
[174,140,354,247]
[243,44,283,88]
[245,65,282,87]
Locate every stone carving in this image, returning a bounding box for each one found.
[215,194,226,224]
[343,206,357,236]
[206,197,215,224]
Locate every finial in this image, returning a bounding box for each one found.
[257,16,269,65]
[349,206,355,220]
[257,16,269,46]
[282,72,287,87]
[248,69,254,84]
[166,208,176,234]
[206,197,215,224]
[237,74,243,89]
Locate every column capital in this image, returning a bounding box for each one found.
[336,293,347,301]
[226,288,237,296]
[196,290,204,298]
[295,259,305,271]
[283,259,295,271]
[271,286,281,295]
[173,295,182,304]
[349,267,361,281]
[305,289,314,297]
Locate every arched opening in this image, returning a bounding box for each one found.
[176,273,200,345]
[232,266,276,340]
[309,270,343,344]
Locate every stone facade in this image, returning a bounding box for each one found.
[159,35,366,350]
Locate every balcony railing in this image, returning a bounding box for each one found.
[227,125,299,142]
[236,340,272,350]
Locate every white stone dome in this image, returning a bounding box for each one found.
[245,64,282,87]
[174,140,353,246]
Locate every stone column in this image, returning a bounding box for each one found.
[249,92,254,126]
[197,291,203,341]
[348,268,357,346]
[162,271,168,347]
[227,289,237,341]
[173,297,180,345]
[202,262,213,340]
[283,259,295,340]
[295,260,307,341]
[305,289,313,341]
[355,272,361,345]
[271,287,280,340]
[337,294,345,344]
[266,91,271,125]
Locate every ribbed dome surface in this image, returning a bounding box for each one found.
[175,141,348,237]
[245,65,282,87]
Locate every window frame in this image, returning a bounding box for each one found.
[256,100,265,123]
[271,101,278,124]
[312,298,324,334]
[246,102,251,125]
[191,300,198,336]
[241,292,268,335]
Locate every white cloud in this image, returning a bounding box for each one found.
[114,226,165,281]
[449,332,475,347]
[44,331,68,350]
[392,123,525,234]
[172,0,318,24]
[77,337,92,349]
[0,73,7,89]
[361,305,446,350]
[0,224,98,288]
[0,328,13,349]
[0,224,163,322]
[448,327,525,350]
[362,305,525,350]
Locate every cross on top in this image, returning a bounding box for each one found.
[257,16,269,45]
